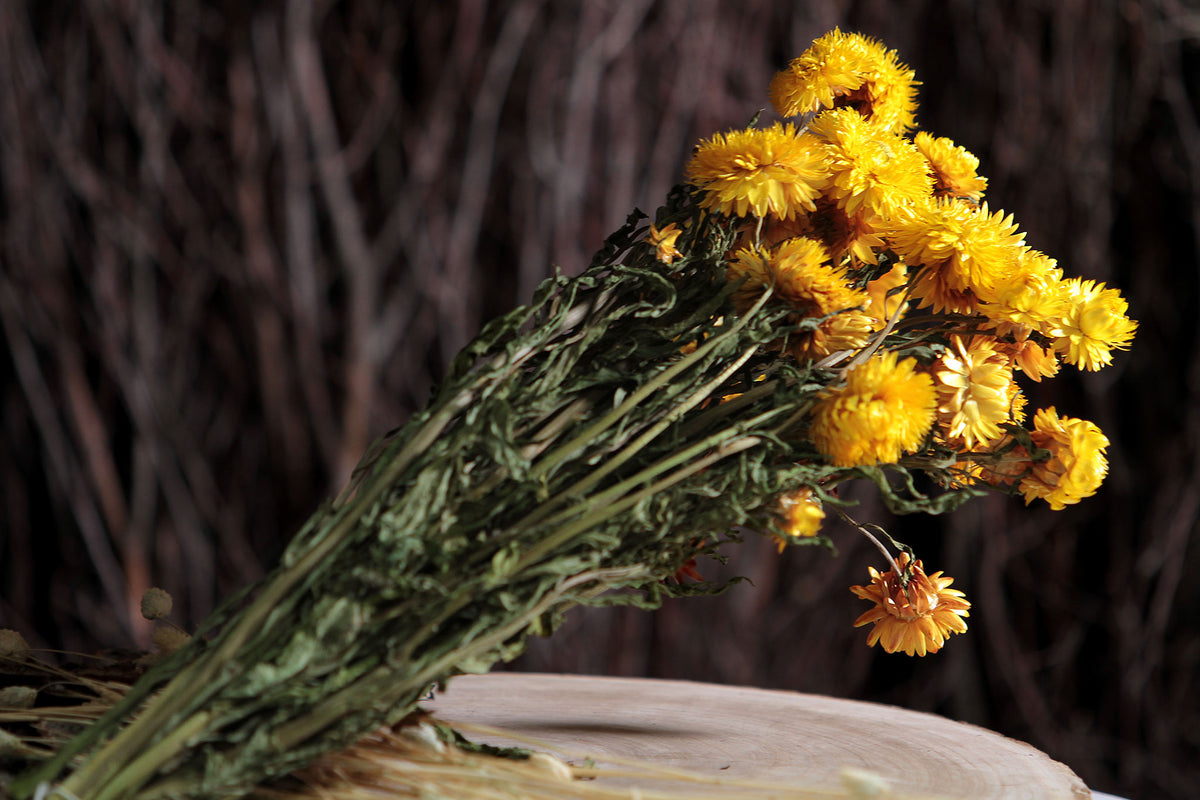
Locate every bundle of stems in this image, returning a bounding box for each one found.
[13,191,923,800]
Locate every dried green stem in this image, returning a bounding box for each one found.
[527,286,772,483]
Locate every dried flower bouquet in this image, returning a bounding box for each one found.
[8,28,1134,800]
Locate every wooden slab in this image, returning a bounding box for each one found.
[428,673,1092,799]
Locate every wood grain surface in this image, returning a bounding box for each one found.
[428,673,1092,799]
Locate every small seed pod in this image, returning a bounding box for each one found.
[0,629,31,659]
[140,587,174,620]
[0,685,37,709]
[151,625,191,655]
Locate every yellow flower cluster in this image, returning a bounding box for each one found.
[681,27,1134,488]
[666,28,1136,655]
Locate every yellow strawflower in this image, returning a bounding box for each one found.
[647,223,683,264]
[1000,337,1061,382]
[809,108,933,221]
[686,123,828,219]
[914,131,987,203]
[975,249,1068,381]
[809,352,936,467]
[850,553,970,656]
[728,240,873,360]
[774,487,826,551]
[933,336,1016,449]
[1019,407,1110,510]
[727,238,860,315]
[885,197,1025,311]
[1053,277,1138,371]
[980,248,1067,338]
[792,309,875,361]
[769,28,919,133]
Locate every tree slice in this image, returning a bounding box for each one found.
[428,673,1092,799]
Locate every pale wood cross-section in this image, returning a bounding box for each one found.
[429,673,1092,799]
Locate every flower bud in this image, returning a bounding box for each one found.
[0,629,30,659]
[141,587,174,620]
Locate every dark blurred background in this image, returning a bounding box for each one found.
[1,2,1195,798]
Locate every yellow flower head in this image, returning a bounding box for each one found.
[1019,407,1110,510]
[809,352,937,467]
[934,336,1016,449]
[728,240,872,360]
[727,238,860,315]
[885,198,1025,310]
[980,248,1067,339]
[850,552,970,656]
[1053,278,1138,371]
[791,309,875,362]
[774,488,826,551]
[686,123,829,219]
[809,108,933,220]
[647,223,683,264]
[1000,337,1061,382]
[769,28,919,133]
[914,131,988,203]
